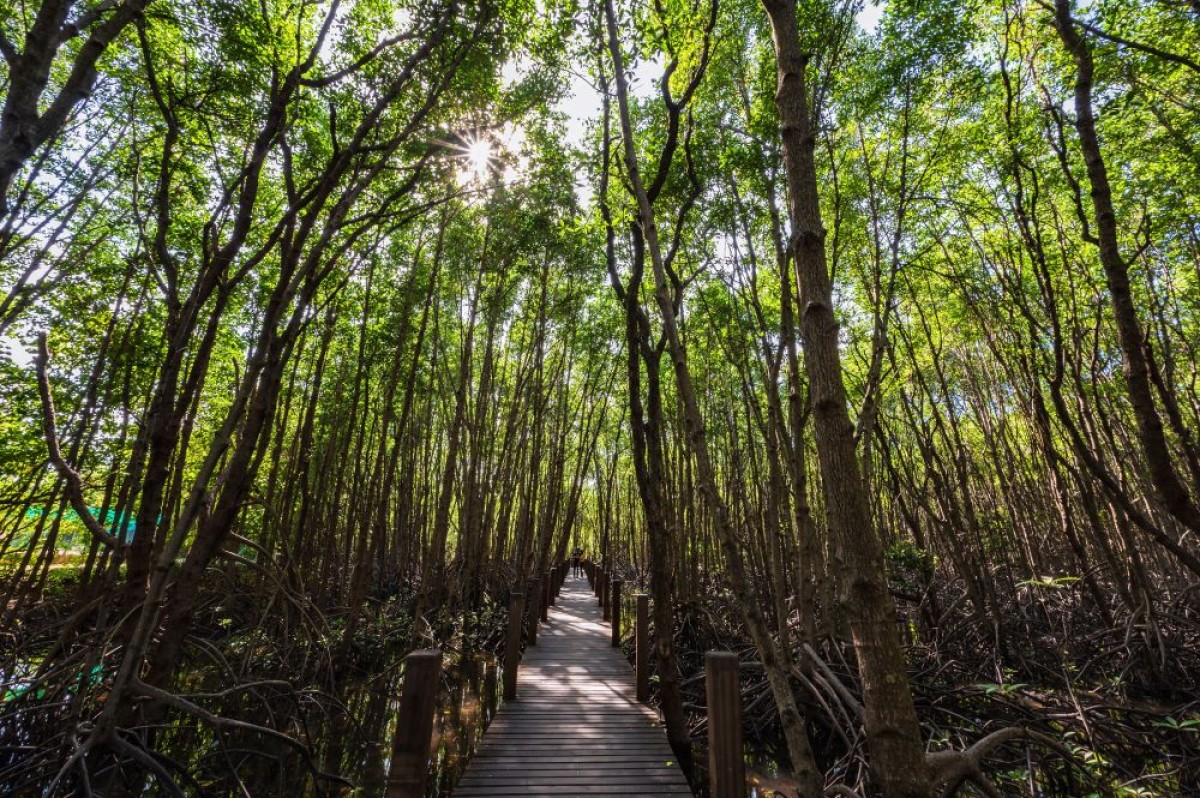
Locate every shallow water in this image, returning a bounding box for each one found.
[0,650,506,796]
[303,651,503,797]
[426,653,501,796]
[690,733,794,798]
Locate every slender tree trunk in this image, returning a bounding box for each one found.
[1052,0,1200,537]
[603,0,822,790]
[758,2,931,794]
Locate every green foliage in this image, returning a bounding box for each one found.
[886,540,935,575]
[1,0,1198,792]
[1018,575,1081,589]
[974,681,1029,695]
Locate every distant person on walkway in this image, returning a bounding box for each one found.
[571,547,584,576]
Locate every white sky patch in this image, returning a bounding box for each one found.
[550,49,670,150]
[550,68,601,207]
[629,54,666,101]
[501,56,527,87]
[857,0,885,34]
[502,57,595,199]
[550,53,667,207]
[317,2,352,64]
[317,2,412,67]
[556,69,598,152]
[0,334,34,368]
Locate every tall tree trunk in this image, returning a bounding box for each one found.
[602,0,822,791]
[597,75,693,776]
[758,1,931,794]
[1052,0,1200,537]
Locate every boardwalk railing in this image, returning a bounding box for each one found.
[390,562,752,798]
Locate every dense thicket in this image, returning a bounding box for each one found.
[1,0,1198,795]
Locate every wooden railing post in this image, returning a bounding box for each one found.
[503,589,523,700]
[385,649,442,798]
[600,571,611,620]
[541,571,551,620]
[526,578,541,646]
[484,657,497,711]
[610,578,623,646]
[635,594,649,702]
[705,652,744,798]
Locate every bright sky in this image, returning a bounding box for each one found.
[529,1,887,204]
[550,2,886,153]
[858,1,885,35]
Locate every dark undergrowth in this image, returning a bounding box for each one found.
[617,566,1200,797]
[1,563,517,797]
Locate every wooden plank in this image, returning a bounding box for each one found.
[451,573,693,797]
[465,758,682,767]
[451,782,696,792]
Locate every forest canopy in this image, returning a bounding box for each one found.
[1,0,1198,795]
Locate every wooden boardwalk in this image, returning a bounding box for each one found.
[452,573,693,797]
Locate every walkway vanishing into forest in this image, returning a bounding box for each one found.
[452,573,693,797]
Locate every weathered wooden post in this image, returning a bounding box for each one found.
[610,578,623,646]
[483,657,497,712]
[541,571,551,620]
[503,589,524,700]
[635,594,650,702]
[385,649,442,798]
[705,652,744,798]
[526,578,541,646]
[600,571,611,620]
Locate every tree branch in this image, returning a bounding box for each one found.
[35,333,122,550]
[1036,0,1200,75]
